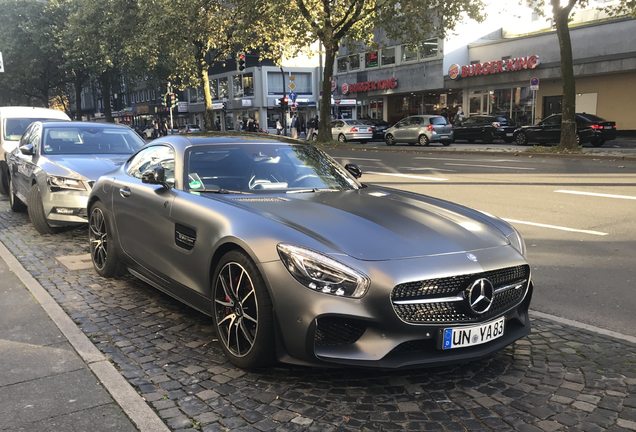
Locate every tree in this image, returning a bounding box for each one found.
[262,0,483,141]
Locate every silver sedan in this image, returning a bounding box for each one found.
[330,119,374,142]
[7,121,144,234]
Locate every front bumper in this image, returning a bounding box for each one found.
[260,246,531,368]
[43,189,90,225]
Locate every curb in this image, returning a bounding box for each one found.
[530,310,636,345]
[0,240,170,432]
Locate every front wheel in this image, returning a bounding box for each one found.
[385,134,395,146]
[338,133,347,143]
[515,132,528,146]
[27,184,56,234]
[418,134,430,146]
[212,251,275,369]
[89,202,125,277]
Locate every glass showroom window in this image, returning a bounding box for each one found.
[218,77,228,99]
[242,73,254,96]
[401,45,418,62]
[381,47,395,66]
[349,54,360,70]
[233,75,243,98]
[420,38,439,59]
[366,51,379,68]
[337,57,348,73]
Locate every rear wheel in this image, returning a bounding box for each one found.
[515,132,528,146]
[591,138,605,147]
[442,140,452,147]
[8,176,26,212]
[27,184,56,234]
[385,134,395,146]
[212,250,275,369]
[89,202,125,277]
[338,133,346,143]
[418,134,430,146]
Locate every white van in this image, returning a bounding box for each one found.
[0,106,71,194]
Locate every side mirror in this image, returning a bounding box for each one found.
[345,163,362,179]
[19,144,35,156]
[141,166,168,188]
[394,123,401,129]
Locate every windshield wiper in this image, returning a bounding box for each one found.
[286,188,339,194]
[195,188,251,194]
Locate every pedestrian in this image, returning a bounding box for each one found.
[291,114,298,139]
[276,119,283,135]
[453,106,465,126]
[440,106,449,122]
[215,119,221,131]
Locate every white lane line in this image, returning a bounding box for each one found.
[335,157,382,161]
[445,163,536,170]
[416,156,524,163]
[503,218,608,236]
[530,311,636,345]
[399,167,456,172]
[365,171,448,182]
[555,189,636,201]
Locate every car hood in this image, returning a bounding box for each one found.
[224,187,510,260]
[43,154,129,181]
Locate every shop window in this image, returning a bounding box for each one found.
[337,57,348,72]
[365,51,379,68]
[401,45,418,62]
[349,54,360,70]
[381,47,395,66]
[420,38,439,58]
[218,77,228,99]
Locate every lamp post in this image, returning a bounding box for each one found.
[280,66,287,136]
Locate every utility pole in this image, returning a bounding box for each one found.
[279,66,287,136]
[167,82,174,132]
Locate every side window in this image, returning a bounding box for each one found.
[543,115,561,126]
[411,118,422,126]
[126,145,175,185]
[27,125,41,153]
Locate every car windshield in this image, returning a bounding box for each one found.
[185,143,360,193]
[3,118,51,141]
[42,127,145,155]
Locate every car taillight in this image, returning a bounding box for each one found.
[590,124,604,130]
[426,124,434,132]
[350,127,358,132]
[491,122,501,128]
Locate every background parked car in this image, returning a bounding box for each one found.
[384,115,453,146]
[453,115,517,143]
[360,118,390,140]
[330,119,374,142]
[0,106,71,195]
[7,121,144,234]
[513,113,617,147]
[180,124,202,134]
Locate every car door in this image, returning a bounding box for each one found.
[407,117,424,141]
[539,114,561,143]
[11,123,41,200]
[391,118,410,142]
[112,144,177,278]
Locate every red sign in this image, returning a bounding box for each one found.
[341,77,398,95]
[448,55,540,80]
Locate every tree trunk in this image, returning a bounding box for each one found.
[318,43,336,141]
[553,3,577,150]
[100,71,113,123]
[196,47,215,131]
[74,74,83,120]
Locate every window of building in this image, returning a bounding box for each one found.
[381,47,395,66]
[337,57,348,73]
[233,75,243,98]
[401,45,418,62]
[218,77,228,99]
[266,72,312,95]
[242,73,254,96]
[349,54,360,70]
[209,79,218,100]
[365,51,379,68]
[267,72,285,94]
[420,38,439,58]
[290,72,312,94]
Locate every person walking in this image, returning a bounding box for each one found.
[306,116,316,141]
[291,114,298,139]
[453,106,465,126]
[276,119,283,135]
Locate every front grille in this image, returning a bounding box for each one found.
[314,317,366,347]
[391,265,530,324]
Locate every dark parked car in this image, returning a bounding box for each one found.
[88,135,532,369]
[361,119,390,140]
[514,113,616,147]
[453,115,517,143]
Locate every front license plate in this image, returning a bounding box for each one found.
[441,316,505,350]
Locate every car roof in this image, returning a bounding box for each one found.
[0,106,71,120]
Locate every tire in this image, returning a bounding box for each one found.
[212,250,275,369]
[385,134,395,146]
[338,133,346,143]
[591,138,604,147]
[0,160,9,195]
[418,134,430,146]
[515,132,528,146]
[88,201,125,277]
[442,140,452,147]
[27,184,56,234]
[8,176,26,212]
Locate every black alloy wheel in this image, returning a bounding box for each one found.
[89,202,124,277]
[338,133,347,143]
[418,134,430,146]
[8,176,26,212]
[515,132,528,145]
[212,251,274,368]
[385,134,395,146]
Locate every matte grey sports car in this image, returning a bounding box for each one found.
[7,121,144,234]
[88,135,532,369]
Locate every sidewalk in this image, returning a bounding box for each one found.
[0,253,137,431]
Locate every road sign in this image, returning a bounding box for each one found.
[288,91,297,102]
[530,77,539,91]
[288,81,296,91]
[0,52,4,73]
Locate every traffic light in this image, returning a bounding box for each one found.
[279,96,288,107]
[237,52,246,71]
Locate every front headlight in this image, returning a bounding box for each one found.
[506,226,527,257]
[277,244,370,298]
[47,176,86,191]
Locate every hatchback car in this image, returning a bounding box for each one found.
[330,119,374,142]
[88,135,532,369]
[513,113,617,147]
[7,121,144,234]
[385,115,453,146]
[453,115,517,143]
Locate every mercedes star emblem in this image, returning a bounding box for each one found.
[466,278,495,314]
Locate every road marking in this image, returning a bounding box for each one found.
[416,156,524,163]
[530,311,636,345]
[365,171,448,182]
[336,157,382,162]
[555,189,636,201]
[503,218,608,236]
[399,167,456,172]
[445,163,536,170]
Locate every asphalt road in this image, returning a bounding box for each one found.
[327,147,636,337]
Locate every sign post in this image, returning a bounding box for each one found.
[530,77,539,124]
[167,82,174,132]
[0,52,4,73]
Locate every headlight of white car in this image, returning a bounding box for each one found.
[47,176,86,191]
[506,226,527,257]
[277,244,369,298]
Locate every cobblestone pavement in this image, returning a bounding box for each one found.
[1,199,635,432]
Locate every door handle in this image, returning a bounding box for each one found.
[119,187,131,198]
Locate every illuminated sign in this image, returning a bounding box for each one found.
[341,78,398,95]
[448,55,540,80]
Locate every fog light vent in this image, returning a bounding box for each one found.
[314,317,366,347]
